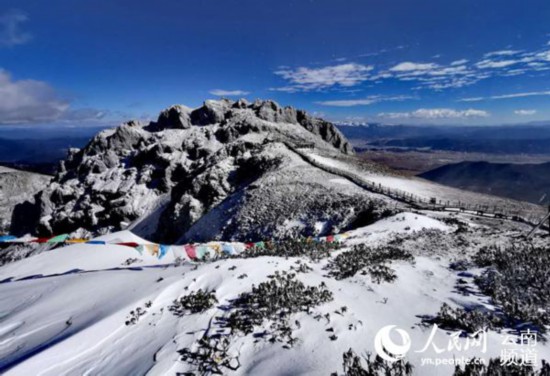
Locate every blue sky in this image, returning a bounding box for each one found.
[0,0,550,127]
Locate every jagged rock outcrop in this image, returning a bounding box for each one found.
[154,105,192,130]
[10,99,378,242]
[0,167,50,233]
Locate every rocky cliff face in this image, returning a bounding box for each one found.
[11,99,386,242]
[0,167,50,233]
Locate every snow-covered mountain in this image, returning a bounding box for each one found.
[10,99,376,243]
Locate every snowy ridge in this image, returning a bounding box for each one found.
[301,151,546,222]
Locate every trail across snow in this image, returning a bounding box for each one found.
[0,213,548,375]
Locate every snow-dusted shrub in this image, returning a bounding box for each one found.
[326,244,414,282]
[453,357,550,376]
[178,272,333,373]
[440,217,470,234]
[449,259,473,271]
[332,348,413,376]
[169,289,218,316]
[290,259,313,273]
[221,271,333,337]
[125,307,147,326]
[421,303,502,334]
[473,244,550,333]
[178,334,241,375]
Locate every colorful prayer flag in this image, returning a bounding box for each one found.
[184,244,197,259]
[208,242,222,254]
[196,245,209,260]
[145,244,159,257]
[47,234,70,243]
[158,244,169,259]
[135,245,145,255]
[116,242,139,248]
[66,239,88,243]
[0,235,17,242]
[171,245,187,260]
[222,243,235,255]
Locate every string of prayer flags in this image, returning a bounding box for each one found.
[0,230,351,263]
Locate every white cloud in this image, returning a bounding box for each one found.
[459,91,550,102]
[315,95,414,107]
[268,86,299,93]
[476,59,519,69]
[0,68,109,125]
[378,108,489,119]
[389,62,438,72]
[273,41,550,94]
[536,50,550,62]
[0,9,32,47]
[458,97,484,102]
[209,89,250,96]
[274,63,373,91]
[0,69,68,124]
[483,49,522,58]
[450,59,469,66]
[514,109,537,116]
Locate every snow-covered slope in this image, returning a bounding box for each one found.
[305,151,546,221]
[1,212,548,375]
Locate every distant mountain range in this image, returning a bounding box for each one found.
[420,161,550,204]
[337,123,550,154]
[0,126,108,174]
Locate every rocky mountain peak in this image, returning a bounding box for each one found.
[10,99,371,242]
[148,99,352,154]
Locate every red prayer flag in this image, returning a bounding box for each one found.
[116,242,139,248]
